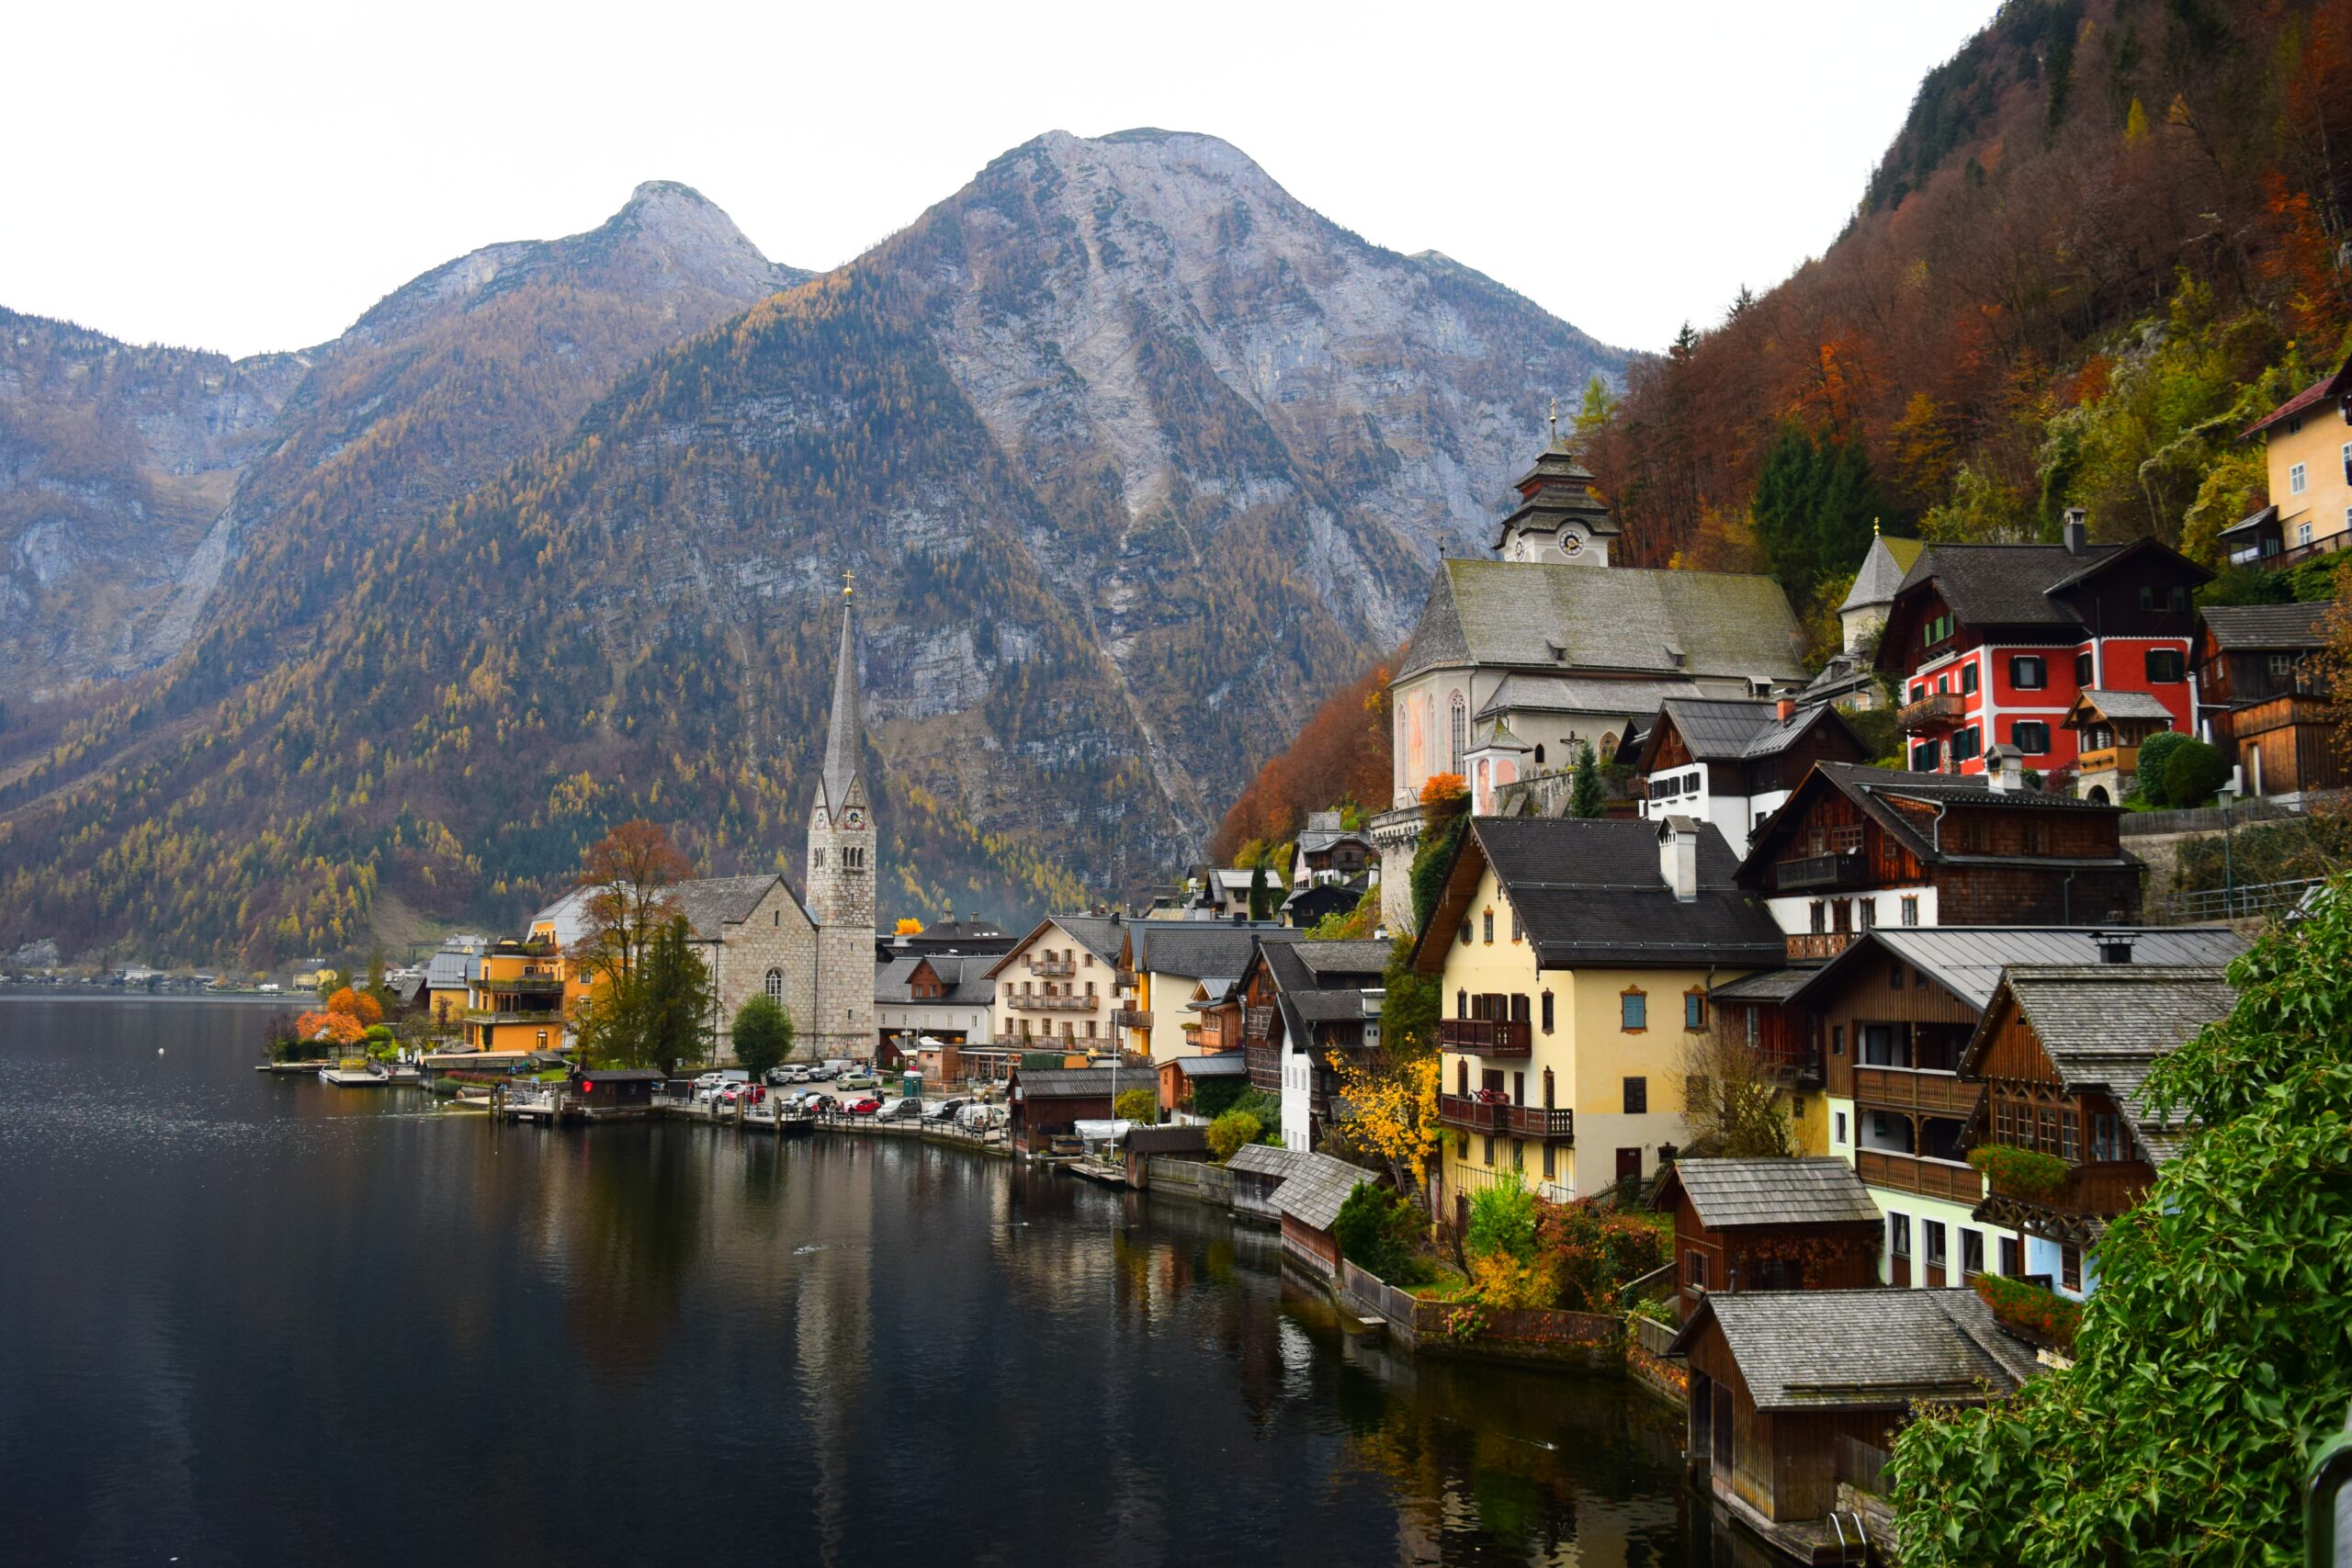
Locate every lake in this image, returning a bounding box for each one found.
[0,998,1744,1566]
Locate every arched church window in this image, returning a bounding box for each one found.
[814,849,826,869]
[765,969,784,1003]
[1534,744,1545,766]
[1449,694,1467,773]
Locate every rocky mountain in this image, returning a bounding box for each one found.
[0,133,1625,964]
[1,181,806,705]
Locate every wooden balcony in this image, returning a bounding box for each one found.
[1437,1093,1507,1134]
[1505,1104,1575,1142]
[1110,1008,1154,1032]
[1437,1094,1572,1142]
[1192,1016,1238,1052]
[1028,956,1076,978]
[1008,993,1096,1012]
[1856,1148,1982,1202]
[1898,691,1968,731]
[2075,744,2137,776]
[1438,1018,1532,1058]
[1981,1152,2154,1216]
[1776,851,1870,891]
[1785,931,1856,961]
[1852,1066,1983,1118]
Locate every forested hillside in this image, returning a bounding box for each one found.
[1586,0,2352,634]
[0,133,1623,965]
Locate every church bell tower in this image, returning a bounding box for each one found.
[807,578,876,1060]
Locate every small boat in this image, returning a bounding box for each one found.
[318,1067,384,1086]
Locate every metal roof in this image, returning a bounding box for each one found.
[1170,1053,1250,1077]
[1012,1067,1137,1100]
[1659,1157,1881,1230]
[1399,558,1806,683]
[1792,927,2249,1011]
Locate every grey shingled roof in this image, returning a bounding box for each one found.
[1273,1153,1376,1232]
[1707,966,1821,1002]
[989,914,1127,976]
[672,874,790,940]
[1838,534,1928,613]
[1965,963,2235,1166]
[1742,762,2133,881]
[1133,922,1297,983]
[1292,941,1393,979]
[1895,543,2125,628]
[2200,602,2333,651]
[1398,559,1806,683]
[2072,688,2176,722]
[1450,817,1786,970]
[1790,927,2249,1012]
[1475,673,1715,725]
[1013,1067,1138,1100]
[1670,1289,2039,1410]
[875,953,995,1007]
[1225,1144,1313,1179]
[1662,1157,1881,1230]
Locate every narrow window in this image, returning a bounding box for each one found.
[765,968,784,1003]
[2061,1243,2083,1293]
[1834,1111,1849,1144]
[1962,1229,1984,1280]
[1890,1214,1912,1259]
[1901,895,1919,927]
[2009,655,2046,690]
[2013,720,2051,756]
[1961,663,1979,695]
[1540,991,1555,1033]
[1623,1076,1647,1113]
[1482,909,1494,945]
[1684,990,1706,1031]
[2290,461,2309,494]
[1620,988,1646,1032]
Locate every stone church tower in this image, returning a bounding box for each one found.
[805,586,876,1060]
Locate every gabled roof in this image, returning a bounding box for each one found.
[1736,762,2132,886]
[875,953,995,1007]
[1414,817,1784,973]
[1656,1157,1882,1230]
[672,874,797,941]
[1638,696,1862,772]
[2243,354,2352,437]
[1295,816,1373,854]
[1961,963,2235,1165]
[1668,1289,2039,1410]
[1011,1066,1136,1100]
[2064,687,2177,725]
[1130,921,1296,982]
[528,886,601,949]
[1272,1152,1375,1232]
[2201,602,2334,651]
[987,913,1126,976]
[1881,540,2211,662]
[1397,559,1806,683]
[1785,927,2249,1012]
[1838,532,1928,613]
[424,950,480,989]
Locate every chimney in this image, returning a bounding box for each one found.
[2063,507,2088,556]
[1775,695,1796,723]
[1657,818,1700,903]
[1984,744,2018,794]
[2097,931,2136,965]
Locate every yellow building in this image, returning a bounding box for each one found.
[463,939,569,1055]
[1413,815,1786,1223]
[2233,355,2352,565]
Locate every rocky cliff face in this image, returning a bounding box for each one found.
[0,182,804,705]
[0,135,1625,964]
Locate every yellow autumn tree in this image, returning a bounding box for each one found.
[1328,1046,1441,1193]
[894,917,923,936]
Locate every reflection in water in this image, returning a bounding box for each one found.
[1,1000,1722,1568]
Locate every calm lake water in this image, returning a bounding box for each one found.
[0,998,1743,1567]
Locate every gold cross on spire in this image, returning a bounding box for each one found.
[1548,397,1559,443]
[842,567,854,599]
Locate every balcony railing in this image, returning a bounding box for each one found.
[1856,1148,1982,1201]
[1438,1093,1507,1134]
[1028,956,1076,977]
[1897,691,1968,731]
[1505,1104,1575,1142]
[1980,1152,2154,1215]
[1110,1009,1154,1032]
[2074,744,2137,777]
[1437,1018,1532,1058]
[1245,1006,1276,1040]
[1852,1066,1983,1118]
[1785,931,1856,960]
[1777,851,1869,891]
[1008,993,1096,1011]
[1436,1095,1572,1142]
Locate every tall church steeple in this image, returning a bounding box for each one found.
[805,575,876,1059]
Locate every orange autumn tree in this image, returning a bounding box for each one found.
[1210,657,1396,863]
[294,1009,368,1048]
[571,819,695,987]
[1328,1044,1441,1196]
[325,987,383,1027]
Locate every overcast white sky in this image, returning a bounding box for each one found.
[4,1,1996,360]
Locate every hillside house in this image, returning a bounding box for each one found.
[1879,528,2208,777]
[1415,816,1784,1214]
[1630,696,1871,859]
[2061,689,2177,804]
[2226,352,2352,568]
[2194,602,2346,797]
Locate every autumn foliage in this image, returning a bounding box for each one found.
[295,1010,368,1047]
[324,987,382,1026]
[1210,659,1393,864]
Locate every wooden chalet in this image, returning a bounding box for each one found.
[568,1066,663,1115]
[1240,939,1390,1152]
[1958,958,2233,1298]
[1632,695,1870,859]
[2061,688,2177,804]
[2194,603,2346,797]
[1654,1158,1882,1324]
[1155,1050,1247,1116]
[1670,1289,2037,1559]
[1735,761,2143,946]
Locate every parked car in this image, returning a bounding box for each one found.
[922,1098,968,1124]
[838,1071,878,1091]
[878,1097,923,1122]
[843,1097,884,1116]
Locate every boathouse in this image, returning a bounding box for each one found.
[1007,1066,1136,1155]
[571,1067,663,1115]
[1654,1157,1883,1324]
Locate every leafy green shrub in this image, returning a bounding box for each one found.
[1464,1171,1538,1262]
[729,994,794,1078]
[1332,1183,1431,1285]
[1114,1087,1159,1125]
[1206,1110,1261,1162]
[2132,729,2190,806]
[1535,1200,1670,1312]
[1967,1143,2071,1200]
[1889,874,2352,1563]
[2161,736,2230,807]
[1190,1076,1251,1119]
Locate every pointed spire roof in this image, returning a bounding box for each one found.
[820,584,865,814]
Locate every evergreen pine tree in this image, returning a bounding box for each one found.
[1569,741,1605,818]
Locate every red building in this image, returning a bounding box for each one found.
[1878,524,2209,779]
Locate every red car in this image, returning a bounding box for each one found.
[843,1097,883,1116]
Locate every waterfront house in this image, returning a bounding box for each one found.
[1371,432,1808,927]
[1958,957,2233,1300]
[875,953,995,1054]
[2193,602,2345,797]
[1269,1152,1370,1280]
[1654,1158,1882,1325]
[1237,938,1390,1153]
[2226,352,2352,568]
[568,1066,663,1115]
[1007,1065,1139,1155]
[1778,925,2245,1291]
[1156,1050,1248,1118]
[1115,919,1297,1063]
[1732,761,2142,942]
[1413,815,1785,1218]
[1225,1142,1314,1223]
[1878,527,2208,777]
[1630,696,1870,859]
[464,939,569,1055]
[1123,1122,1211,1186]
[985,914,1125,1053]
[1670,1289,2037,1552]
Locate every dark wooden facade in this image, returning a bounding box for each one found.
[1665,1193,1878,1325]
[1682,1325,1902,1526]
[1710,992,1822,1086]
[2230,693,2349,795]
[1962,994,2158,1247]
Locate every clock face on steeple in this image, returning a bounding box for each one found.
[1559,527,1586,558]
[844,807,865,829]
